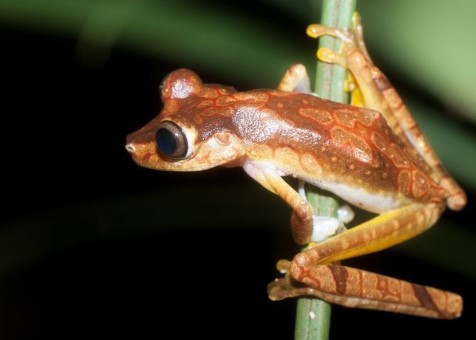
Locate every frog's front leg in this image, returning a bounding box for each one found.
[275,64,348,242]
[243,162,342,244]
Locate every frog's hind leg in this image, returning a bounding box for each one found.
[268,262,462,319]
[307,14,416,145]
[268,201,463,319]
[349,14,465,210]
[307,13,466,211]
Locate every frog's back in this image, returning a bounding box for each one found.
[231,90,448,212]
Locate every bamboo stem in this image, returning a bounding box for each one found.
[294,1,356,339]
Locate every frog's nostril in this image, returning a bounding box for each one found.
[125,143,136,153]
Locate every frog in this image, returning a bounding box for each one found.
[125,13,465,319]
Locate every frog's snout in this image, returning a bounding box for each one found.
[125,130,149,154]
[125,131,138,154]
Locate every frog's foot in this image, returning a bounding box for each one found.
[269,259,320,300]
[307,12,372,69]
[306,13,371,107]
[306,12,373,79]
[268,274,311,301]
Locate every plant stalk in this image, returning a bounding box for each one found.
[294,0,356,339]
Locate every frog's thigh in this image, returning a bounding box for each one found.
[290,203,443,275]
[345,50,466,211]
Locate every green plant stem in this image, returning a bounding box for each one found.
[294,0,356,339]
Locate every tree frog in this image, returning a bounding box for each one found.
[126,14,465,319]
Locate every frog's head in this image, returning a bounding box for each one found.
[125,69,246,171]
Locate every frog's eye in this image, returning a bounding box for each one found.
[155,121,191,159]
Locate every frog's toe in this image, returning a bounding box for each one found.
[317,47,347,67]
[306,24,352,43]
[337,204,355,224]
[276,259,291,274]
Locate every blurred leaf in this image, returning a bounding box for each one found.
[409,96,476,189]
[359,0,476,122]
[0,0,312,85]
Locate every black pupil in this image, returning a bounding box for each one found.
[156,127,178,156]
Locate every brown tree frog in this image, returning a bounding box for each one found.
[126,14,465,319]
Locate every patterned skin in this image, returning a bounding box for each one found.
[126,14,465,318]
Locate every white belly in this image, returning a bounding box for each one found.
[304,177,408,214]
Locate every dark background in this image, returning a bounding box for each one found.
[1,1,475,339]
